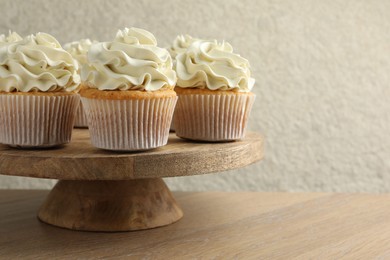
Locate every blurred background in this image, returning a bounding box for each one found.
[1,0,390,192]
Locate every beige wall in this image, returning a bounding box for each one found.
[1,0,390,192]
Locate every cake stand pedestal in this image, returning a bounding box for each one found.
[0,129,264,232]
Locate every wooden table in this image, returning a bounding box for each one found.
[1,190,390,259]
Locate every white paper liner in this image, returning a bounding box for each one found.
[173,94,255,141]
[74,100,88,128]
[81,96,177,151]
[0,94,80,147]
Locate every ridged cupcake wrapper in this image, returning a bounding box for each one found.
[174,94,255,141]
[81,97,177,151]
[170,112,175,132]
[74,100,88,128]
[0,94,80,148]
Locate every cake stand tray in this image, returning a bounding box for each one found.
[0,129,264,232]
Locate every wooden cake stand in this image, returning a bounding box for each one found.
[0,129,264,232]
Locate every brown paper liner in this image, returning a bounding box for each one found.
[81,96,177,151]
[0,94,80,148]
[173,93,255,141]
[170,112,175,132]
[74,100,88,128]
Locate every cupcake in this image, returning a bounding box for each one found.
[80,27,177,151]
[0,32,80,148]
[167,35,200,132]
[173,39,255,141]
[64,39,97,128]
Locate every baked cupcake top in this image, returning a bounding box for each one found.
[175,39,255,92]
[0,32,80,93]
[168,35,199,59]
[82,27,176,92]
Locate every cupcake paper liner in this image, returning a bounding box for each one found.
[170,112,175,132]
[81,97,177,151]
[74,100,88,128]
[0,94,80,147]
[174,93,255,141]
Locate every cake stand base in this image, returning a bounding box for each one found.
[37,179,183,232]
[0,130,264,232]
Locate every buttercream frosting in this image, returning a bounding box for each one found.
[168,35,199,59]
[64,39,97,67]
[82,27,176,91]
[0,32,80,92]
[175,40,255,92]
[0,32,22,45]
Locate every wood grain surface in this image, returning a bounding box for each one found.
[38,179,183,232]
[0,129,264,180]
[1,190,390,259]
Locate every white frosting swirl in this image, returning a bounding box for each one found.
[168,35,199,59]
[64,39,96,66]
[0,32,80,92]
[64,39,96,86]
[175,40,255,92]
[83,27,176,91]
[0,32,22,45]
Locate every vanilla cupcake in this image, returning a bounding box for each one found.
[173,39,255,141]
[64,39,97,128]
[0,33,80,148]
[167,35,200,132]
[80,28,177,151]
